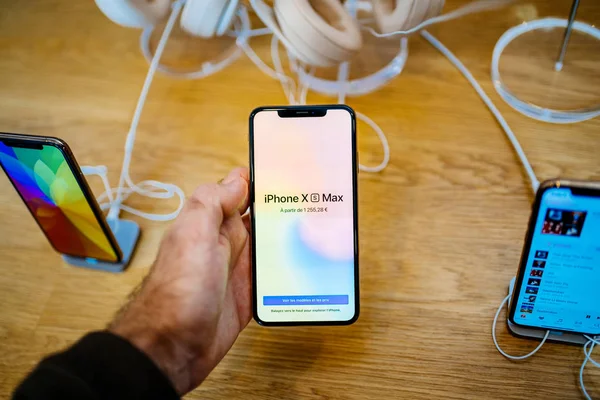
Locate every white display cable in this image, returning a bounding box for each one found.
[236,29,298,105]
[420,30,540,194]
[490,293,598,399]
[581,336,599,400]
[491,295,550,360]
[491,18,600,124]
[99,0,191,224]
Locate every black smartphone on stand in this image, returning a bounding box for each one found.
[509,179,600,336]
[249,105,359,326]
[0,133,122,263]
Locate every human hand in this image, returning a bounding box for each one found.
[109,167,252,394]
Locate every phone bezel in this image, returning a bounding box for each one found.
[508,179,600,336]
[249,105,360,326]
[0,132,123,263]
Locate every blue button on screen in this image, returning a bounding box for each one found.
[263,295,349,306]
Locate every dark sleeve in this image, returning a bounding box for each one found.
[13,331,179,400]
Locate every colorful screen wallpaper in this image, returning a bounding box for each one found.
[0,142,118,261]
[253,109,357,323]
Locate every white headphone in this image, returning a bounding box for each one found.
[251,0,445,67]
[95,0,239,38]
[96,0,445,67]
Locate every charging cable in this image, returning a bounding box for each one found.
[492,293,599,400]
[581,335,599,400]
[491,294,550,360]
[90,0,188,224]
[81,165,115,207]
[419,30,540,194]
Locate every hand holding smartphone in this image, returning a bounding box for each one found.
[249,105,360,326]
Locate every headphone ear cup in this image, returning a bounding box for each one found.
[274,0,362,67]
[372,0,413,34]
[406,0,434,30]
[252,0,322,66]
[407,0,445,29]
[95,0,170,28]
[181,0,230,38]
[274,3,330,66]
[427,0,445,21]
[372,0,444,34]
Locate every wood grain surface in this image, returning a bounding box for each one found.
[0,1,599,399]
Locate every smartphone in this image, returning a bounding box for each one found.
[0,133,122,263]
[249,105,359,326]
[509,179,600,336]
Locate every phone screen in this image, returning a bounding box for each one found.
[250,107,358,324]
[511,185,600,335]
[0,142,119,262]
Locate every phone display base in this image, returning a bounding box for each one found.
[507,277,588,345]
[62,219,140,273]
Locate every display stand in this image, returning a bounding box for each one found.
[506,277,588,345]
[62,219,140,273]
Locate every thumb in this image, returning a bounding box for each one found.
[219,176,248,217]
[220,167,249,214]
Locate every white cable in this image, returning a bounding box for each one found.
[584,335,600,365]
[108,0,187,222]
[337,62,350,105]
[81,165,114,205]
[83,166,184,222]
[243,27,272,37]
[298,65,314,106]
[583,336,600,369]
[491,18,600,124]
[421,30,540,194]
[270,34,297,104]
[492,294,550,360]
[492,295,599,399]
[237,35,298,105]
[584,335,600,346]
[580,338,598,400]
[364,0,514,38]
[356,112,390,173]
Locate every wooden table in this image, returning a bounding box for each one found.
[0,1,599,398]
